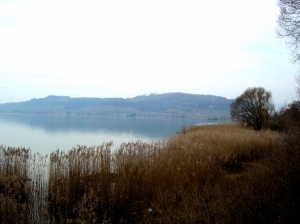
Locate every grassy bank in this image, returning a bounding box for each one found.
[1,123,300,223]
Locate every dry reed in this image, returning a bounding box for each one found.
[0,146,48,224]
[1,123,300,223]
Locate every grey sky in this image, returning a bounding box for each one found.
[0,0,298,106]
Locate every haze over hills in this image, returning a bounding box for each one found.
[0,93,234,118]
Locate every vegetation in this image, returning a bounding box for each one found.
[1,119,300,223]
[277,0,300,63]
[2,1,300,222]
[0,147,48,223]
[230,87,275,131]
[0,93,233,117]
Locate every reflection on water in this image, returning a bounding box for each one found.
[0,114,229,155]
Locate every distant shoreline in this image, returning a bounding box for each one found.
[0,112,232,120]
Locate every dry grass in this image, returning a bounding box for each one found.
[0,146,48,224]
[1,123,300,223]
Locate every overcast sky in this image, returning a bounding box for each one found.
[0,0,298,106]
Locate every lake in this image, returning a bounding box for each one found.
[0,114,230,155]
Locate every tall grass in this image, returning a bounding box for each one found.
[1,123,300,223]
[0,146,48,224]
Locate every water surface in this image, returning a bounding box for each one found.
[0,114,229,155]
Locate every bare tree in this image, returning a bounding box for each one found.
[277,0,300,100]
[277,0,300,63]
[296,73,300,98]
[231,87,275,131]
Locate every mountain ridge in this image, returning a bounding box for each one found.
[0,92,234,117]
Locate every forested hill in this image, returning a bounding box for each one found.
[0,93,234,117]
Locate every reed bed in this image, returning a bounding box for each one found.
[0,146,48,224]
[1,123,300,223]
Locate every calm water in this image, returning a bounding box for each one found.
[0,114,229,155]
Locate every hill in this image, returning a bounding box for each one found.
[0,93,234,117]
